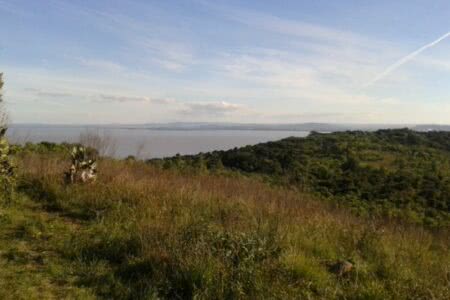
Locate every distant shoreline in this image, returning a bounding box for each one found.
[9,123,450,132]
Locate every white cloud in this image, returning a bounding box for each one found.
[21,87,75,98]
[180,101,246,116]
[94,94,175,105]
[20,86,176,106]
[37,91,74,98]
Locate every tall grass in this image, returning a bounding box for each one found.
[16,152,450,299]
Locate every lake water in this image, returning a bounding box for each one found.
[7,125,309,159]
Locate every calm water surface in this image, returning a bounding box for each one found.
[7,126,309,159]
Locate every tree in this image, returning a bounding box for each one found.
[0,73,4,127]
[0,73,14,202]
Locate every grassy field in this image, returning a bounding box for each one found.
[0,148,447,299]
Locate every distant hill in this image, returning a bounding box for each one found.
[10,122,430,132]
[412,124,450,131]
[152,128,450,227]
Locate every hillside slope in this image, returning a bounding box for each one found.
[153,129,450,227]
[0,144,447,299]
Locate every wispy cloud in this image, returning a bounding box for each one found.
[200,1,384,48]
[20,86,175,105]
[220,50,317,89]
[37,91,74,98]
[0,1,35,17]
[413,56,450,72]
[180,101,245,116]
[199,3,405,94]
[55,2,196,73]
[95,94,175,104]
[22,88,74,98]
[211,46,393,107]
[138,38,195,71]
[77,58,124,73]
[365,31,450,87]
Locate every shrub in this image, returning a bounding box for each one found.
[0,74,15,203]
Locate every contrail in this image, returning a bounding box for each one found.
[365,31,450,87]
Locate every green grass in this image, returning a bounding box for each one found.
[0,150,448,299]
[0,194,95,299]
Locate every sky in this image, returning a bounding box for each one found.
[0,0,449,124]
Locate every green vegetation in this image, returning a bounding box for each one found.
[153,129,450,227]
[0,141,447,299]
[0,73,15,202]
[0,193,95,299]
[0,134,14,202]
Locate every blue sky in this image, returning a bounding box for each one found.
[1,0,449,124]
